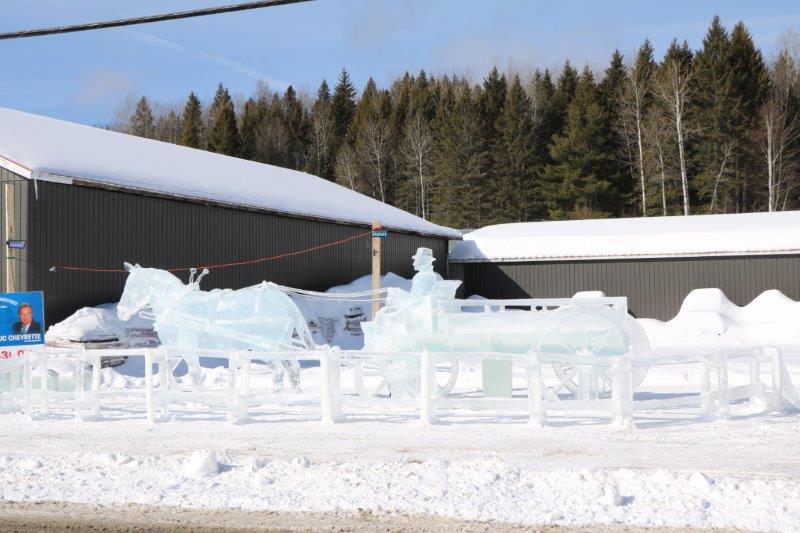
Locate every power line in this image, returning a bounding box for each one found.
[0,0,313,41]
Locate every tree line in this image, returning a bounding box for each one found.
[117,17,800,228]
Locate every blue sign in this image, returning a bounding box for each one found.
[372,230,388,238]
[0,291,45,347]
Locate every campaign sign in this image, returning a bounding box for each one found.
[0,291,45,351]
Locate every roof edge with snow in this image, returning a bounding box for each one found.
[0,107,461,240]
[449,212,800,263]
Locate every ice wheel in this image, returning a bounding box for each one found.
[536,304,649,395]
[353,356,459,398]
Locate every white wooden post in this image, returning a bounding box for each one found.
[371,220,382,320]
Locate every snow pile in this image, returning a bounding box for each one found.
[0,452,796,529]
[183,451,220,478]
[450,211,800,261]
[639,288,800,357]
[0,107,459,238]
[46,303,158,346]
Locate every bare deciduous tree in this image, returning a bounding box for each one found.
[620,64,652,216]
[656,58,692,215]
[401,111,433,219]
[761,50,800,212]
[311,101,334,178]
[358,117,390,202]
[334,144,358,191]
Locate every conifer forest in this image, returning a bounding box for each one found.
[117,17,800,228]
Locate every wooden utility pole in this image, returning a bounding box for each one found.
[371,220,381,318]
[4,182,14,292]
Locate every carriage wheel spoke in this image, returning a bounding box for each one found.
[590,329,615,356]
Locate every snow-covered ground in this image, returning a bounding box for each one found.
[14,282,800,529]
[0,355,798,530]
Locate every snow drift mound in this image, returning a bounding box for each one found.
[639,288,800,357]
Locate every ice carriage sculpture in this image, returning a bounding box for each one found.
[359,248,651,403]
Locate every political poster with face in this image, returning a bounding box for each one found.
[0,291,45,350]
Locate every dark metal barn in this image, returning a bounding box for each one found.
[449,214,800,321]
[0,108,458,325]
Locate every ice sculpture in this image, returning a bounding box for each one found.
[360,247,649,398]
[117,264,311,388]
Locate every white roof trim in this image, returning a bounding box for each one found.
[0,154,32,179]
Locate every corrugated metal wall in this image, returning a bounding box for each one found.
[454,256,800,320]
[25,180,448,325]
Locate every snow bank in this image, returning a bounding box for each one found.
[0,451,796,530]
[0,107,459,238]
[640,288,800,357]
[450,211,800,261]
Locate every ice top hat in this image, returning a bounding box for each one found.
[412,247,435,270]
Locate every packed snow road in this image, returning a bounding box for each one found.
[0,361,797,530]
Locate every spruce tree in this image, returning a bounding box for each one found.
[728,22,768,210]
[207,83,241,157]
[691,16,735,211]
[430,77,488,227]
[310,80,334,180]
[494,75,538,222]
[331,69,357,150]
[599,50,635,215]
[552,62,579,136]
[239,98,260,161]
[129,96,155,139]
[283,85,311,171]
[182,92,204,148]
[479,67,508,217]
[547,67,615,219]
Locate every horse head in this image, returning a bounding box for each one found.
[117,263,185,321]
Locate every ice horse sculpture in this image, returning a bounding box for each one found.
[117,263,311,388]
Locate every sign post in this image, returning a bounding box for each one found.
[371,220,382,319]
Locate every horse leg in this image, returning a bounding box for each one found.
[270,360,285,391]
[282,360,301,391]
[187,355,203,389]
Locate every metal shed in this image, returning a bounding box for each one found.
[0,107,459,325]
[449,213,800,320]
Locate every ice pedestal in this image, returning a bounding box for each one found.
[482,359,512,397]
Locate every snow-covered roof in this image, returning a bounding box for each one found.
[0,107,459,238]
[449,211,800,262]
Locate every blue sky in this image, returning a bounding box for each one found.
[1,0,799,125]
